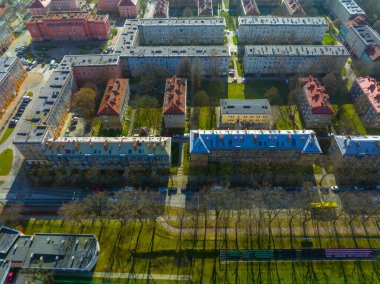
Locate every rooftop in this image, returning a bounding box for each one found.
[238,16,326,26]
[43,136,171,156]
[97,78,129,116]
[190,129,322,154]
[163,77,186,115]
[28,11,108,23]
[0,57,18,73]
[334,135,380,156]
[198,0,213,16]
[137,17,225,26]
[344,15,367,28]
[220,99,272,115]
[153,0,169,18]
[351,25,380,46]
[29,0,51,9]
[0,226,20,256]
[245,45,349,56]
[355,76,380,114]
[299,76,334,115]
[338,0,365,16]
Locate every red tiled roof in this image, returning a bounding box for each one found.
[356,76,380,114]
[241,0,260,16]
[0,4,10,17]
[283,0,305,16]
[198,0,213,16]
[97,78,129,116]
[119,0,137,7]
[344,15,367,28]
[153,0,169,18]
[163,77,186,115]
[365,46,380,61]
[299,76,334,115]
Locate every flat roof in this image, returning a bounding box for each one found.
[137,17,225,26]
[238,16,327,26]
[338,0,365,16]
[0,57,18,73]
[245,45,349,56]
[220,99,271,115]
[351,25,380,46]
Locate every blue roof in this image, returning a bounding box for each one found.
[334,135,380,156]
[190,130,322,154]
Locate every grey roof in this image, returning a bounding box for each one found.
[137,17,225,26]
[220,99,271,115]
[351,25,380,46]
[334,135,380,156]
[245,45,350,56]
[0,226,20,255]
[338,0,365,16]
[0,57,18,73]
[58,54,119,71]
[238,16,327,26]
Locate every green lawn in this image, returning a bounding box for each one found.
[0,149,13,176]
[245,80,288,105]
[24,219,380,283]
[332,104,367,135]
[228,83,245,99]
[192,107,217,130]
[322,33,337,45]
[221,12,236,30]
[0,128,14,144]
[273,105,303,129]
[183,142,190,175]
[133,108,162,134]
[233,35,238,45]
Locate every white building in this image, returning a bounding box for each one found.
[137,18,225,46]
[244,45,350,75]
[238,16,327,44]
[345,25,380,58]
[330,0,366,23]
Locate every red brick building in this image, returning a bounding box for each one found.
[162,77,186,129]
[26,12,111,41]
[98,0,138,17]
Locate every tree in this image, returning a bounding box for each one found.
[130,95,158,108]
[0,203,24,227]
[72,86,97,127]
[322,72,345,96]
[193,90,209,106]
[23,269,54,284]
[182,7,193,17]
[264,87,280,104]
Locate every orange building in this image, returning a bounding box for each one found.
[27,12,111,41]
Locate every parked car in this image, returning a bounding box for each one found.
[159,187,167,193]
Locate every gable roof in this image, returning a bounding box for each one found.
[163,77,186,115]
[190,130,322,155]
[119,0,137,7]
[97,78,129,116]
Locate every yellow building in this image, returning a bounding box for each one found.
[219,99,272,129]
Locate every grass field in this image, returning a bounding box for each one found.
[228,83,245,99]
[0,128,14,144]
[273,106,303,129]
[198,107,217,129]
[332,104,367,135]
[133,108,162,134]
[221,12,236,30]
[24,219,380,283]
[322,33,337,45]
[0,149,13,176]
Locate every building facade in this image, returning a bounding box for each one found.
[297,76,335,127]
[97,78,130,129]
[42,136,171,170]
[163,77,186,129]
[27,12,111,41]
[0,57,27,117]
[238,17,327,44]
[190,129,322,165]
[350,76,380,128]
[219,99,272,129]
[345,25,380,58]
[137,18,225,46]
[0,20,14,55]
[98,0,138,17]
[50,0,80,11]
[329,135,380,169]
[330,0,366,23]
[243,45,350,76]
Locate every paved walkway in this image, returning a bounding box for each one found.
[92,272,192,281]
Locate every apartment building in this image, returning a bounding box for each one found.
[238,17,327,44]
[350,76,380,128]
[137,18,225,46]
[256,0,281,7]
[97,78,129,130]
[243,45,350,76]
[153,0,169,18]
[330,0,366,23]
[98,0,138,17]
[198,0,213,16]
[0,20,14,55]
[163,77,187,129]
[345,25,380,58]
[329,135,380,169]
[43,136,171,169]
[29,0,51,16]
[297,76,335,127]
[241,0,260,16]
[282,0,305,16]
[50,0,80,11]
[0,57,27,117]
[27,12,111,41]
[219,99,272,129]
[190,129,322,165]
